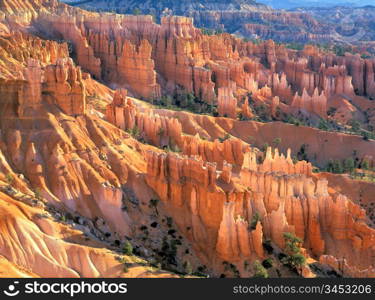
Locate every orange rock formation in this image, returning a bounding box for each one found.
[145,147,374,275]
[0,0,373,279]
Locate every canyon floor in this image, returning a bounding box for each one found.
[0,0,373,278]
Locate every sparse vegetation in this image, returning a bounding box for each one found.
[123,241,133,255]
[5,173,14,186]
[201,27,224,35]
[253,260,269,278]
[272,137,282,147]
[154,91,217,116]
[297,144,308,161]
[262,258,273,269]
[166,217,173,228]
[34,188,43,201]
[127,125,142,141]
[149,198,159,215]
[249,212,261,231]
[132,8,141,15]
[323,155,374,181]
[281,232,306,271]
[261,143,269,152]
[219,133,231,143]
[157,127,165,137]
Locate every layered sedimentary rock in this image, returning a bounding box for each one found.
[217,87,237,118]
[0,188,178,278]
[241,97,254,119]
[76,0,342,45]
[319,255,375,278]
[0,57,86,117]
[291,88,327,118]
[26,6,375,121]
[268,72,293,101]
[182,135,249,168]
[106,89,131,129]
[106,93,182,147]
[85,25,161,99]
[0,0,374,279]
[145,148,374,276]
[151,102,375,168]
[117,40,161,99]
[39,12,102,79]
[0,0,62,15]
[0,32,69,76]
[43,58,86,116]
[193,67,216,103]
[0,60,39,117]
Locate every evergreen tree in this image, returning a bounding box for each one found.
[282,232,306,271]
[344,158,355,173]
[332,160,343,174]
[361,160,370,170]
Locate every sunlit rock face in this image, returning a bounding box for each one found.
[0,0,373,278]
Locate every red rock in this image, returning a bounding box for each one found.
[117,39,161,99]
[291,88,327,118]
[44,58,86,116]
[217,87,237,118]
[0,0,373,278]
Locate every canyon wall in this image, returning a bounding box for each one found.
[0,0,373,278]
[145,148,374,276]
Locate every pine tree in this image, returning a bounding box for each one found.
[282,232,306,271]
[344,158,355,173]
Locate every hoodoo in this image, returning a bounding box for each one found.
[0,0,373,279]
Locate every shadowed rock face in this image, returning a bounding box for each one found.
[72,0,267,14]
[70,0,337,44]
[0,0,373,278]
[72,0,375,50]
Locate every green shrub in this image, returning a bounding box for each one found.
[253,260,269,278]
[262,258,273,269]
[344,158,355,173]
[34,188,43,201]
[361,160,370,170]
[261,143,269,152]
[157,127,165,137]
[281,232,306,270]
[132,8,141,15]
[249,212,261,231]
[123,241,133,255]
[5,173,14,185]
[318,119,329,131]
[219,134,231,142]
[272,138,282,147]
[166,217,173,228]
[348,119,360,132]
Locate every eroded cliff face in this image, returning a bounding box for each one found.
[0,189,179,278]
[74,0,339,45]
[144,146,374,276]
[0,0,373,278]
[0,59,130,234]
[14,6,373,127]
